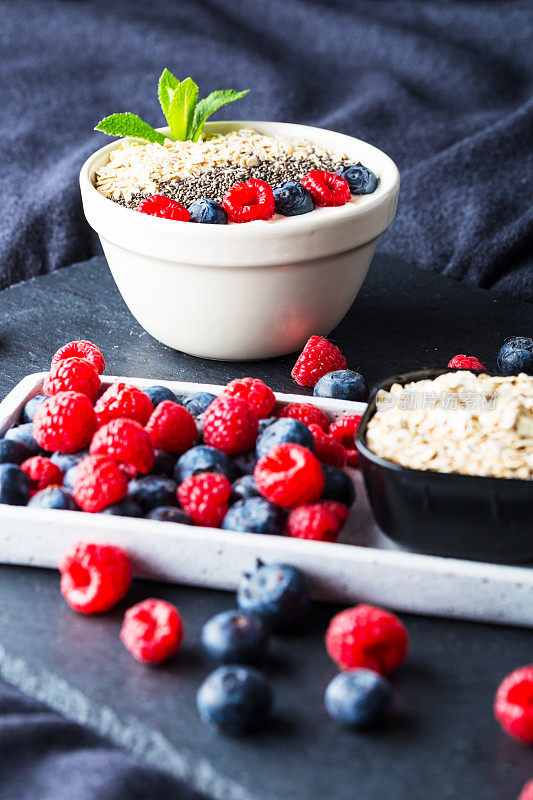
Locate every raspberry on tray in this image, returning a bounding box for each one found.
[222,377,276,419]
[145,400,197,455]
[51,340,105,375]
[178,472,232,527]
[33,391,98,454]
[202,396,258,457]
[90,418,155,475]
[73,455,128,513]
[44,357,101,403]
[95,382,153,427]
[287,500,349,542]
[254,442,324,508]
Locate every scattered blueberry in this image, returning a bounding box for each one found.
[22,394,47,423]
[28,487,78,510]
[151,450,177,477]
[231,475,260,503]
[201,610,269,665]
[196,665,272,736]
[237,561,309,631]
[128,475,178,512]
[337,163,378,195]
[144,385,177,408]
[256,418,314,459]
[314,370,368,402]
[258,417,277,435]
[273,181,315,216]
[223,498,286,536]
[0,463,30,505]
[188,198,228,225]
[233,450,257,476]
[324,669,391,728]
[183,392,217,417]
[4,423,43,456]
[50,451,86,474]
[0,438,31,465]
[322,464,356,507]
[174,445,239,484]
[145,506,193,524]
[497,336,533,376]
[101,498,143,517]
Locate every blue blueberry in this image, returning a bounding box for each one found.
[273,181,315,216]
[145,506,193,524]
[233,450,257,476]
[324,669,391,728]
[258,417,277,435]
[201,610,269,665]
[231,475,260,503]
[194,412,205,445]
[63,464,80,491]
[174,445,239,484]
[314,370,368,402]
[256,418,314,459]
[223,498,286,536]
[128,475,178,512]
[28,487,78,511]
[497,336,533,376]
[4,423,43,456]
[101,498,143,517]
[183,392,216,417]
[0,463,30,505]
[322,464,356,507]
[0,438,31,465]
[237,561,309,631]
[337,163,378,195]
[196,665,272,736]
[143,385,177,408]
[188,198,228,225]
[22,394,47,423]
[151,450,177,477]
[50,451,86,474]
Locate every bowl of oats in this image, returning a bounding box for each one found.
[356,369,533,563]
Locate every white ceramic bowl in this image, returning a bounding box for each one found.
[80,121,400,360]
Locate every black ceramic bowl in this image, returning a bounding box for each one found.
[356,369,533,564]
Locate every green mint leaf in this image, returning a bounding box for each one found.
[158,68,180,119]
[166,77,199,141]
[190,89,249,142]
[94,113,166,144]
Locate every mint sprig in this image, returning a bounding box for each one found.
[94,69,249,144]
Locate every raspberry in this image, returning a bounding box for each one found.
[43,357,101,403]
[51,340,105,375]
[90,418,154,475]
[202,396,258,457]
[137,194,190,221]
[222,179,275,222]
[59,542,131,613]
[287,501,349,542]
[145,400,197,455]
[291,336,347,387]
[73,455,128,512]
[448,354,486,371]
[308,423,347,468]
[518,781,533,800]
[494,665,533,744]
[254,443,324,508]
[277,402,330,432]
[326,604,409,675]
[95,383,153,427]
[177,472,232,527]
[301,170,351,207]
[222,378,275,419]
[120,598,184,664]
[34,391,97,454]
[329,414,363,467]
[21,456,63,497]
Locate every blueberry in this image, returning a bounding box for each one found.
[183,392,217,417]
[497,336,533,376]
[4,423,43,456]
[201,610,269,665]
[144,385,177,408]
[233,449,257,476]
[128,475,178,511]
[273,181,315,216]
[322,464,356,507]
[0,438,31,465]
[237,561,309,631]
[223,498,286,536]
[28,487,78,511]
[314,370,368,402]
[231,475,260,503]
[258,417,277,435]
[22,394,47,423]
[63,464,80,491]
[324,669,391,728]
[50,451,86,474]
[145,506,193,524]
[337,163,378,195]
[196,665,272,736]
[256,418,314,459]
[0,463,30,505]
[194,412,205,444]
[188,198,228,225]
[174,445,239,484]
[151,450,177,477]
[101,498,143,517]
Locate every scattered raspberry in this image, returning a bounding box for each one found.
[301,170,351,207]
[202,396,258,457]
[222,377,276,419]
[21,456,63,496]
[59,542,131,613]
[43,357,101,403]
[287,501,349,542]
[494,665,533,744]
[137,194,190,221]
[326,604,409,675]
[448,354,486,371]
[254,443,324,508]
[95,383,153,427]
[145,400,197,455]
[222,179,275,222]
[51,340,105,375]
[291,336,347,387]
[90,418,154,475]
[518,780,533,800]
[308,423,347,468]
[120,598,184,664]
[177,472,232,527]
[329,414,363,467]
[277,402,330,432]
[73,455,128,513]
[34,391,98,454]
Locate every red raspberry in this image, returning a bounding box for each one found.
[202,396,258,457]
[95,382,153,427]
[43,357,101,403]
[51,340,105,375]
[222,179,275,222]
[448,354,486,371]
[326,604,409,675]
[518,781,533,800]
[222,377,276,419]
[287,501,349,542]
[120,598,184,664]
[21,456,63,496]
[308,423,347,468]
[277,402,330,432]
[137,194,190,221]
[301,170,351,207]
[254,442,324,508]
[177,472,232,527]
[90,418,154,475]
[291,336,347,387]
[329,414,363,468]
[73,455,128,512]
[145,400,197,455]
[494,665,533,744]
[59,542,131,613]
[34,391,97,454]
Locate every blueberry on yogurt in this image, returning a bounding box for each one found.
[273,181,315,216]
[188,199,228,224]
[337,163,378,195]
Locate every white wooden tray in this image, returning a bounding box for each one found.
[1,373,532,627]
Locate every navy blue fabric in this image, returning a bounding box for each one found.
[0,0,532,300]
